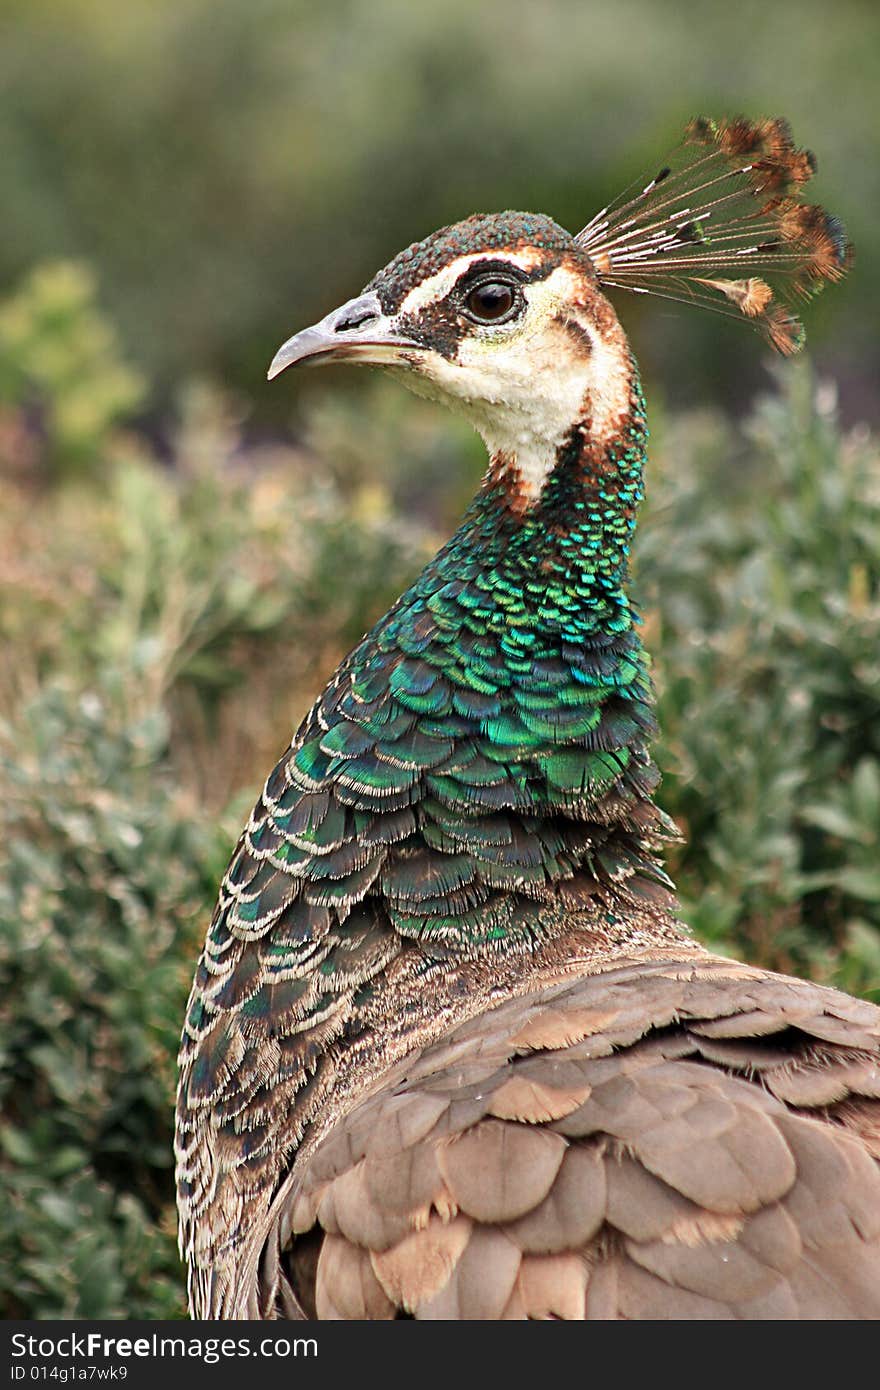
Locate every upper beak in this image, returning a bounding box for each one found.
[267,292,423,380]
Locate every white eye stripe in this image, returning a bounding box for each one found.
[396,248,542,317]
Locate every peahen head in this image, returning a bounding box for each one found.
[268,117,851,516]
[269,212,630,511]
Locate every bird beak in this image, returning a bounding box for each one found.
[267,292,423,380]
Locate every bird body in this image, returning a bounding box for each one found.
[176,119,880,1319]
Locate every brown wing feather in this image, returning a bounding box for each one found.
[270,954,880,1320]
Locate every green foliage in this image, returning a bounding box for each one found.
[0,262,144,480]
[0,268,877,1318]
[0,688,216,1317]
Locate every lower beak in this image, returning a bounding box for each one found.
[267,292,423,380]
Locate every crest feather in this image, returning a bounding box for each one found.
[576,115,853,355]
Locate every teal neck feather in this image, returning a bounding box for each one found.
[216,360,675,971]
[326,361,676,949]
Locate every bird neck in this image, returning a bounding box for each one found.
[414,360,651,739]
[467,369,648,631]
[368,360,675,948]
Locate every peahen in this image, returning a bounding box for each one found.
[175,117,880,1320]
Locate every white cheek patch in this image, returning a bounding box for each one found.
[398,265,633,505]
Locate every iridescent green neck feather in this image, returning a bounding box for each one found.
[249,360,672,955]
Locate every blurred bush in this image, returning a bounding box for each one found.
[0,262,144,481]
[0,259,877,1318]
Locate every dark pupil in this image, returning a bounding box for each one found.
[466,282,514,321]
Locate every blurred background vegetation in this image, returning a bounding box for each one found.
[0,0,878,1319]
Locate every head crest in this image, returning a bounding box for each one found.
[575,115,853,354]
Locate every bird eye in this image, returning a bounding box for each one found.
[463,280,519,324]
